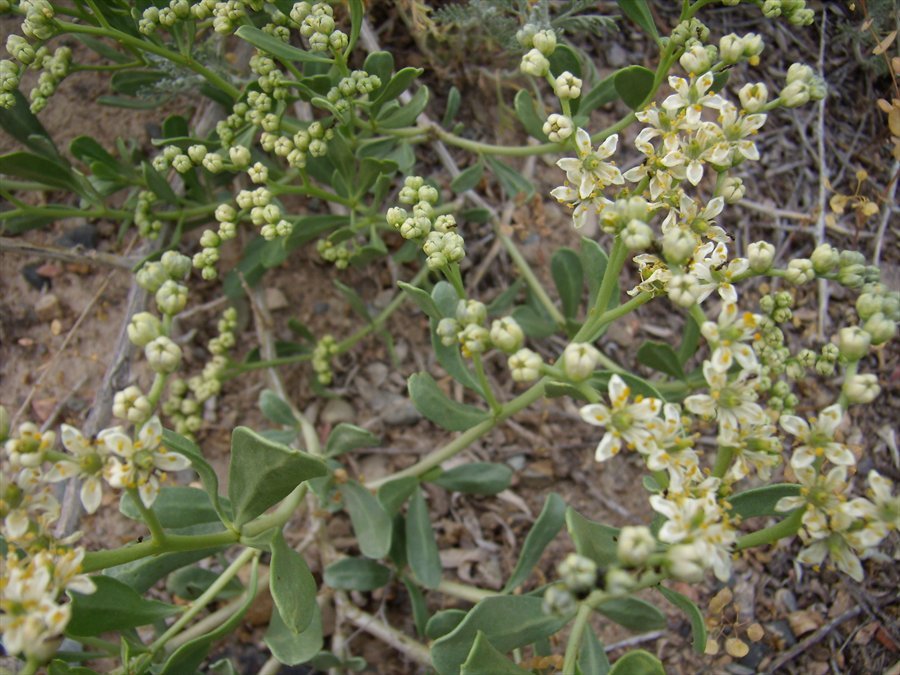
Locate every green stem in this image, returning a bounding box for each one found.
[498,232,565,327]
[241,484,307,538]
[81,529,238,572]
[130,488,167,545]
[56,20,240,100]
[838,360,859,410]
[366,379,546,489]
[149,547,258,654]
[735,509,804,551]
[472,353,501,414]
[711,445,734,479]
[562,603,593,675]
[437,579,497,604]
[573,237,628,342]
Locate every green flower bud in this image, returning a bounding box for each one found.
[436,318,460,347]
[558,553,597,592]
[490,317,524,353]
[785,258,815,285]
[562,342,600,381]
[156,280,188,316]
[837,326,871,361]
[161,250,191,279]
[662,228,698,265]
[456,299,487,326]
[667,542,706,582]
[810,243,839,275]
[509,348,542,382]
[843,373,880,404]
[520,48,550,77]
[863,313,896,346]
[531,29,556,56]
[617,525,656,566]
[605,568,635,595]
[136,261,169,292]
[127,312,162,347]
[542,585,576,617]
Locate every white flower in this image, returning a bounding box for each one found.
[549,184,612,229]
[720,422,782,482]
[1,467,59,544]
[43,425,111,514]
[562,342,600,381]
[701,302,761,373]
[688,242,748,304]
[556,129,623,200]
[780,404,855,469]
[684,360,766,436]
[662,72,725,127]
[579,375,663,461]
[101,417,191,507]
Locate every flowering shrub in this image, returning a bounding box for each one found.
[0,0,897,673]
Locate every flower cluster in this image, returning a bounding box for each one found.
[436,300,525,360]
[387,176,466,272]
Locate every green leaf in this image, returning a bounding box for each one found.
[431,463,512,495]
[485,156,534,198]
[97,95,167,110]
[408,373,490,432]
[167,566,242,601]
[334,278,373,321]
[325,423,380,458]
[161,429,229,525]
[608,650,665,675]
[119,486,225,532]
[614,65,655,110]
[578,71,620,116]
[677,315,700,366]
[364,51,394,89]
[513,89,550,142]
[0,151,81,193]
[502,493,566,593]
[48,662,96,675]
[512,305,557,339]
[324,557,392,591]
[443,86,461,127]
[431,596,570,675]
[142,160,178,205]
[658,585,706,654]
[228,427,327,527]
[552,247,584,321]
[426,609,467,640]
[70,136,118,170]
[342,480,392,559]
[159,562,258,675]
[729,483,801,518]
[565,507,619,568]
[235,25,332,63]
[404,576,430,636]
[406,486,442,588]
[0,90,60,159]
[265,600,323,666]
[595,597,667,632]
[579,626,611,675]
[615,0,659,40]
[377,476,420,516]
[378,86,430,128]
[270,530,317,633]
[67,576,180,637]
[590,371,664,401]
[106,549,226,594]
[259,389,298,427]
[399,281,441,320]
[346,0,364,57]
[73,34,132,63]
[548,44,582,79]
[111,69,166,96]
[460,632,533,674]
[637,341,686,380]
[373,66,423,111]
[580,237,618,310]
[451,159,485,193]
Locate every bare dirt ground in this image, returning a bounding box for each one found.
[1,1,898,673]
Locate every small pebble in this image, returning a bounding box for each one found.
[35,293,61,321]
[321,398,355,425]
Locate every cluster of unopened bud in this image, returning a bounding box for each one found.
[599,197,653,250]
[3,422,54,468]
[133,190,163,239]
[856,283,900,346]
[436,300,524,360]
[113,385,153,424]
[717,32,763,66]
[260,119,333,170]
[291,2,348,54]
[326,70,382,114]
[0,59,19,108]
[27,45,70,113]
[138,0,191,34]
[313,335,339,385]
[779,63,826,108]
[760,0,814,25]
[248,52,289,100]
[316,238,351,269]
[19,0,56,41]
[517,25,556,74]
[669,19,709,49]
[1,33,71,111]
[542,113,573,143]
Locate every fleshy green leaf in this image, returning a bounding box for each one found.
[0,90,61,159]
[373,67,424,111]
[408,373,490,432]
[512,305,557,339]
[548,44,582,78]
[580,237,618,310]
[399,281,441,320]
[0,151,81,193]
[119,486,225,531]
[228,427,327,527]
[106,549,225,594]
[346,0,364,56]
[460,632,533,674]
[325,423,380,458]
[142,160,178,204]
[729,483,801,518]
[615,0,659,39]
[426,609,467,640]
[657,585,706,654]
[259,389,298,427]
[270,531,317,633]
[378,86,430,128]
[485,156,534,198]
[677,315,700,366]
[578,71,620,116]
[595,597,667,632]
[514,89,550,142]
[608,650,665,675]
[406,486,442,588]
[67,576,180,637]
[551,247,584,321]
[451,159,485,193]
[443,86,461,127]
[264,600,323,665]
[324,557,392,590]
[614,65,655,110]
[431,463,512,495]
[377,476,420,516]
[431,596,570,675]
[637,341,686,380]
[235,25,332,63]
[566,507,619,568]
[502,493,566,592]
[579,625,611,675]
[342,480,392,559]
[162,429,228,526]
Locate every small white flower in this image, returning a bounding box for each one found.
[556,129,623,200]
[781,404,855,469]
[579,375,663,461]
[43,425,110,514]
[701,302,761,373]
[684,360,766,435]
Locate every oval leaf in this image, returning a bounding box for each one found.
[342,480,392,559]
[405,486,442,588]
[325,423,380,458]
[450,160,485,193]
[658,585,706,654]
[595,597,667,632]
[67,576,180,637]
[324,557,392,591]
[513,89,550,142]
[460,631,533,675]
[432,463,512,495]
[614,65,655,110]
[502,493,566,592]
[566,507,619,568]
[270,531,317,634]
[264,600,323,666]
[235,25,332,64]
[551,247,584,321]
[608,650,665,675]
[259,389,298,427]
[729,483,801,519]
[408,373,490,432]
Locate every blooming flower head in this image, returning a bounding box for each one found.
[662,71,726,127]
[43,425,111,514]
[1,467,59,544]
[684,360,766,438]
[101,417,190,507]
[688,242,749,305]
[780,404,855,470]
[579,375,663,461]
[701,302,762,373]
[556,129,624,200]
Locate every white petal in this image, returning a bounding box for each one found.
[154,451,191,472]
[817,404,844,435]
[139,476,160,508]
[594,433,619,462]
[607,374,628,404]
[575,128,592,156]
[580,403,611,426]
[780,415,809,439]
[597,133,618,158]
[81,478,103,514]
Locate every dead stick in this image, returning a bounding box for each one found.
[764,606,862,674]
[0,236,136,270]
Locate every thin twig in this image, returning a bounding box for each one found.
[873,159,900,266]
[0,236,136,270]
[763,606,862,673]
[814,9,829,339]
[604,630,666,653]
[337,597,432,667]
